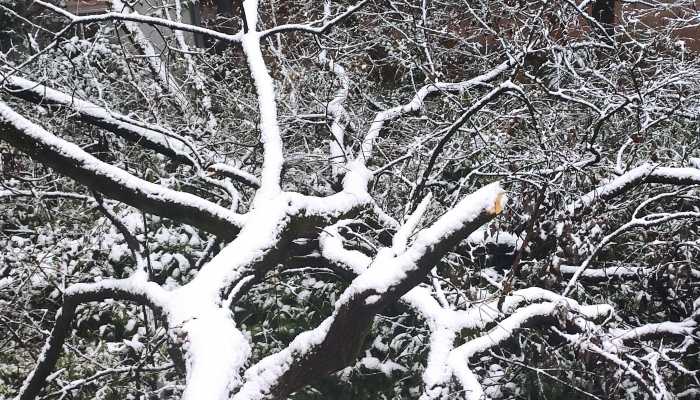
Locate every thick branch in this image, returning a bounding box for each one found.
[240,5,284,200]
[2,74,197,166]
[568,163,700,215]
[0,102,245,239]
[233,182,506,399]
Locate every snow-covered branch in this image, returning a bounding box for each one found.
[232,182,505,399]
[16,275,170,400]
[0,101,246,238]
[444,300,611,400]
[34,0,242,43]
[258,0,369,39]
[0,189,90,201]
[240,2,284,201]
[569,163,700,215]
[2,74,199,166]
[563,191,700,295]
[110,0,191,113]
[360,59,514,161]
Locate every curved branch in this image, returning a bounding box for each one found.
[206,163,261,189]
[360,59,514,162]
[446,301,610,400]
[412,80,523,204]
[258,0,369,39]
[0,101,246,239]
[16,277,169,400]
[568,163,700,216]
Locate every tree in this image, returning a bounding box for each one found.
[1,0,699,399]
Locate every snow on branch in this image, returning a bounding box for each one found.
[240,3,284,201]
[0,189,90,201]
[258,0,370,39]
[555,331,672,400]
[318,220,372,275]
[563,190,700,296]
[4,73,261,190]
[445,300,611,400]
[559,264,650,282]
[0,101,246,239]
[609,319,698,348]
[348,182,505,298]
[167,0,218,130]
[34,0,242,43]
[317,49,352,179]
[231,182,505,399]
[110,0,191,113]
[360,59,514,162]
[16,276,170,400]
[206,163,261,189]
[176,307,251,400]
[558,263,700,283]
[2,74,199,166]
[568,163,700,215]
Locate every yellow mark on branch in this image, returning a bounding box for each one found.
[488,192,506,215]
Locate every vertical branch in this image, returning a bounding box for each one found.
[240,0,284,201]
[317,4,352,183]
[417,0,437,78]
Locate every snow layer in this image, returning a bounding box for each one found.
[0,101,245,230]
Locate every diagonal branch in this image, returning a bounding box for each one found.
[3,73,261,189]
[233,182,506,400]
[0,101,246,239]
[568,163,700,216]
[2,73,199,166]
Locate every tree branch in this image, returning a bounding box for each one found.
[233,182,506,399]
[258,0,369,39]
[2,74,199,166]
[0,101,245,239]
[16,277,169,400]
[568,163,700,216]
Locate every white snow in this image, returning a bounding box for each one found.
[0,101,246,230]
[4,75,192,157]
[344,182,505,299]
[360,60,512,161]
[358,354,407,376]
[240,8,284,201]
